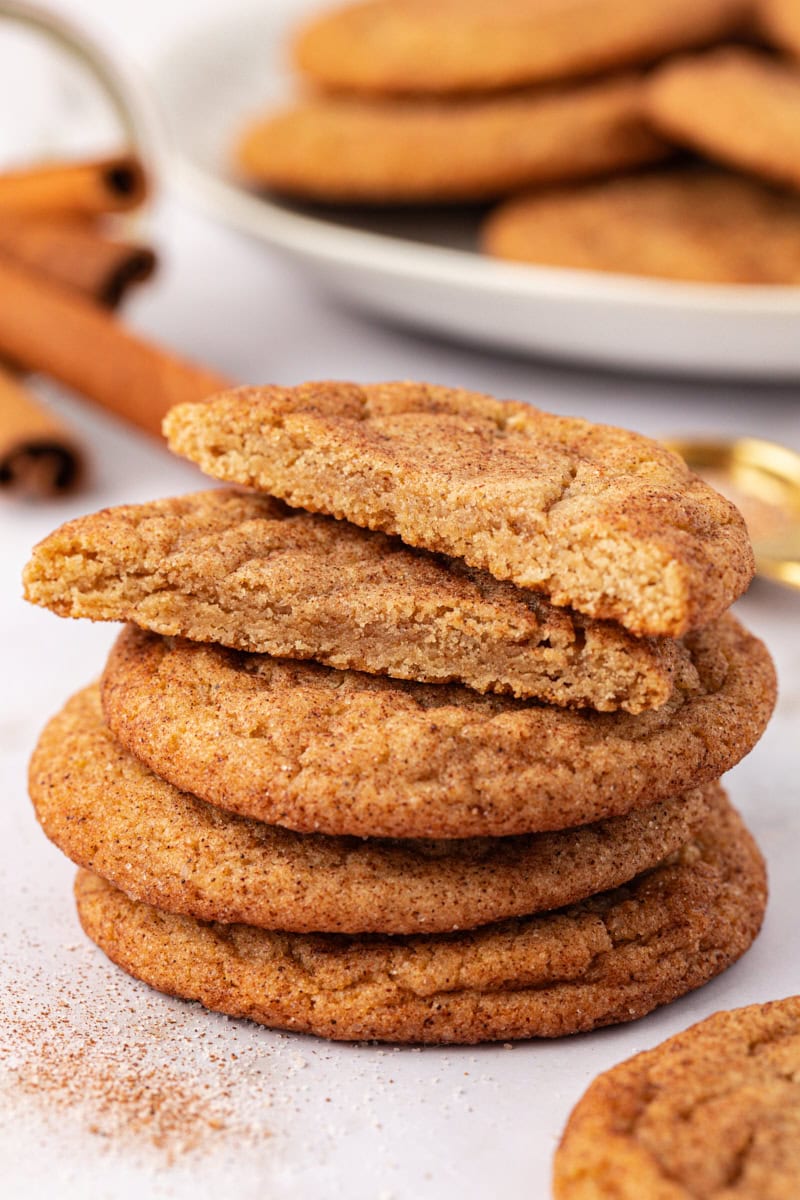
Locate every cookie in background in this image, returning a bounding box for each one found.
[233,0,800,287]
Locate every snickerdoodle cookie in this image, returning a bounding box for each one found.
[646,48,800,194]
[30,686,713,935]
[100,618,775,839]
[163,383,754,638]
[292,0,749,97]
[554,996,800,1198]
[484,169,800,283]
[24,489,688,713]
[236,76,667,204]
[73,796,766,1044]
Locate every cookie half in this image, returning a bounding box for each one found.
[100,618,775,839]
[484,168,800,283]
[647,48,800,194]
[30,685,713,935]
[236,76,667,204]
[163,383,754,638]
[23,489,688,714]
[554,995,800,1198]
[74,796,766,1044]
[292,0,749,97]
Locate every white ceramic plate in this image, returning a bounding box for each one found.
[152,0,800,379]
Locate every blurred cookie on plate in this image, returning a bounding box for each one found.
[483,168,800,283]
[647,47,800,193]
[292,0,751,96]
[758,0,800,60]
[236,75,668,204]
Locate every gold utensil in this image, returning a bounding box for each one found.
[667,436,800,591]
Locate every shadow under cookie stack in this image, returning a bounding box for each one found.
[25,383,776,1044]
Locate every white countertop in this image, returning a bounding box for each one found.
[1,3,800,1197]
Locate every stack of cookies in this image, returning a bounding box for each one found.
[24,383,776,1044]
[236,0,800,285]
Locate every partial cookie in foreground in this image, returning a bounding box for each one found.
[30,686,713,935]
[163,383,754,638]
[646,48,800,194]
[293,0,749,97]
[100,618,775,839]
[554,995,800,1198]
[236,76,667,204]
[74,797,766,1044]
[484,169,800,284]
[23,489,688,713]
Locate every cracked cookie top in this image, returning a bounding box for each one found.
[163,382,754,637]
[30,685,713,935]
[100,615,775,838]
[554,995,800,1198]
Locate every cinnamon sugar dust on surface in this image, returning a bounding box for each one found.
[0,935,274,1168]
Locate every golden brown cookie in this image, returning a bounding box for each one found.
[483,168,800,283]
[759,0,800,60]
[554,996,800,1198]
[163,383,754,638]
[23,489,688,714]
[73,796,766,1044]
[100,618,775,839]
[293,0,750,97]
[646,48,800,194]
[236,76,667,204]
[29,685,714,935]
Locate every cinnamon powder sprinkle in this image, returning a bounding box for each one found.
[0,940,272,1165]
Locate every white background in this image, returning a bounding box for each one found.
[1,3,799,1197]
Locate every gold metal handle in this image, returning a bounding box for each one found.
[667,436,800,591]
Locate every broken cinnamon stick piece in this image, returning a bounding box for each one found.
[0,216,156,308]
[0,365,83,498]
[0,155,148,217]
[0,257,231,438]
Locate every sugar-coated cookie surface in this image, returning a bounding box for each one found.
[554,996,800,1198]
[74,798,766,1044]
[163,383,755,638]
[30,686,713,935]
[484,169,800,283]
[646,48,800,194]
[293,0,750,96]
[22,489,688,713]
[236,76,667,204]
[100,618,775,839]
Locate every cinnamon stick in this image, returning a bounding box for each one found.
[0,216,156,308]
[0,257,230,437]
[0,365,83,497]
[0,155,148,217]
